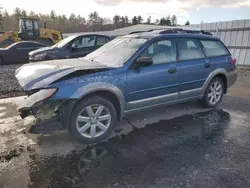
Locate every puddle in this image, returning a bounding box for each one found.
[1,109,249,188]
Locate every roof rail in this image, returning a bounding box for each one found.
[129,29,154,34]
[154,28,213,35]
[128,28,213,36]
[201,30,213,35]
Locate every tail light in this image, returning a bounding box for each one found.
[232,58,237,65]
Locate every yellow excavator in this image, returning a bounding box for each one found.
[0,17,63,48]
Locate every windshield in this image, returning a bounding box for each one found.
[52,35,76,48]
[84,37,147,67]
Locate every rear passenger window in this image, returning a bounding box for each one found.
[140,39,176,65]
[96,36,109,46]
[177,38,205,61]
[200,40,229,57]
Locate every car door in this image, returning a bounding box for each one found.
[125,38,180,110]
[5,43,29,64]
[13,42,46,64]
[70,35,97,58]
[177,38,211,99]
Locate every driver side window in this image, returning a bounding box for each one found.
[140,39,176,65]
[71,36,96,49]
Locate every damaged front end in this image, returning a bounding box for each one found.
[18,88,76,132]
[18,88,59,119]
[15,58,114,132]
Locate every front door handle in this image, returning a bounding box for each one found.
[205,62,211,68]
[168,68,177,74]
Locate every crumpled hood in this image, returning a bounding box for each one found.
[15,58,109,91]
[28,47,54,56]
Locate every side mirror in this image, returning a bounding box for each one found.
[136,57,153,67]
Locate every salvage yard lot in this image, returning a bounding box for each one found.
[0,71,250,188]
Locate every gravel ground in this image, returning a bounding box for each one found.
[0,64,25,98]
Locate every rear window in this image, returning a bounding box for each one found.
[200,40,229,57]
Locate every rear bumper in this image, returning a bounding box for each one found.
[227,70,237,88]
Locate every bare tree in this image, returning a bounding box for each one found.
[113,15,120,29]
[0,5,3,29]
[20,9,27,17]
[137,15,143,24]
[171,15,177,26]
[132,16,138,25]
[146,16,151,24]
[29,11,36,16]
[88,11,101,31]
[0,5,183,33]
[124,16,129,25]
[13,7,22,29]
[185,20,190,25]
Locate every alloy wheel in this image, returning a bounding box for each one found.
[208,81,222,105]
[76,104,111,138]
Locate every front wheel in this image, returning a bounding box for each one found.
[202,77,224,108]
[69,96,117,143]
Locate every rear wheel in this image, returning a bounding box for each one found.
[202,77,224,108]
[69,96,117,143]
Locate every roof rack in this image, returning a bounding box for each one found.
[129,29,154,34]
[128,28,213,36]
[157,28,213,35]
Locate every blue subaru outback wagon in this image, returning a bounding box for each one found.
[16,28,237,143]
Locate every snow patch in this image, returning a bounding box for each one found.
[0,96,26,106]
[0,106,7,111]
[0,112,6,118]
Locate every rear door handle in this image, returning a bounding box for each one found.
[168,68,177,74]
[205,62,211,68]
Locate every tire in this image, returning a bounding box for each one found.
[202,77,224,108]
[69,96,117,143]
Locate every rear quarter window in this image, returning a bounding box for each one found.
[200,40,229,57]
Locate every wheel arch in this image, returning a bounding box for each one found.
[202,69,228,95]
[60,84,125,129]
[214,73,227,94]
[79,89,124,121]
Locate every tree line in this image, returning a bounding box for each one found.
[0,6,191,33]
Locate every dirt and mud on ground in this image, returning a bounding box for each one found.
[0,78,250,188]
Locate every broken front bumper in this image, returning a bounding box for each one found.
[18,97,60,120]
[18,92,77,130]
[18,96,65,133]
[17,89,58,118]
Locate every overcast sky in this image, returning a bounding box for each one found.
[1,0,250,24]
